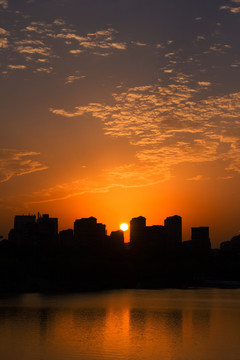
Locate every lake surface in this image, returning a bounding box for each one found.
[0,289,240,360]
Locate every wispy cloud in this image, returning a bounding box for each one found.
[16,45,51,56]
[26,162,170,205]
[132,41,147,47]
[220,4,240,14]
[50,82,240,193]
[0,0,8,9]
[0,28,8,35]
[69,49,84,55]
[22,22,127,55]
[0,149,48,183]
[187,175,203,181]
[15,40,45,46]
[25,179,121,205]
[231,60,240,68]
[201,43,232,55]
[49,27,127,53]
[198,81,211,87]
[35,66,53,73]
[0,18,128,74]
[53,19,66,26]
[0,27,9,48]
[8,65,27,70]
[65,74,86,84]
[197,35,206,41]
[1,6,236,82]
[1,0,240,204]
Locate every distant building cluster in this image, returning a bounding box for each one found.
[220,235,240,253]
[8,213,58,246]
[5,213,211,253]
[130,215,210,253]
[1,213,240,292]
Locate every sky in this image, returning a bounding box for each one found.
[0,0,240,246]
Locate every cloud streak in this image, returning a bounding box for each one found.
[1,17,128,75]
[0,27,9,48]
[8,65,27,70]
[220,4,240,13]
[0,0,8,9]
[65,74,86,84]
[50,83,240,193]
[0,149,48,183]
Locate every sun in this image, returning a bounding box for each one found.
[120,223,128,231]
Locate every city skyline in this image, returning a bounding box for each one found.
[1,204,238,246]
[1,211,214,248]
[1,0,240,247]
[2,209,240,293]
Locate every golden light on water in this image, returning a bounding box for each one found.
[120,223,128,231]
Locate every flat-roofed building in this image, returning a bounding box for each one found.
[164,215,182,249]
[74,216,106,247]
[37,213,58,243]
[9,215,36,245]
[130,216,146,247]
[191,226,211,251]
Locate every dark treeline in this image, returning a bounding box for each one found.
[0,213,240,293]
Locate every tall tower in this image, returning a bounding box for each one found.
[130,216,146,246]
[36,214,58,243]
[164,215,182,248]
[74,217,106,246]
[11,215,36,244]
[191,226,211,251]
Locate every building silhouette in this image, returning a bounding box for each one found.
[182,226,211,253]
[74,216,106,247]
[59,229,74,247]
[130,216,146,247]
[164,215,182,249]
[8,213,58,246]
[6,212,215,258]
[9,215,36,245]
[36,213,58,244]
[6,210,239,293]
[191,226,211,251]
[145,225,166,251]
[109,230,124,251]
[221,234,240,253]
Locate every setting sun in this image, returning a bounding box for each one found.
[120,223,128,231]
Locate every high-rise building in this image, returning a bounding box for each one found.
[220,234,240,253]
[164,215,182,248]
[74,216,106,246]
[14,215,36,230]
[110,230,124,251]
[9,213,58,245]
[130,216,146,246]
[9,215,36,244]
[37,213,58,243]
[145,225,166,250]
[59,229,74,246]
[191,226,211,251]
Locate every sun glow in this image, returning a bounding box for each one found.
[120,223,128,231]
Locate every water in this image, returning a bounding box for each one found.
[0,289,240,360]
